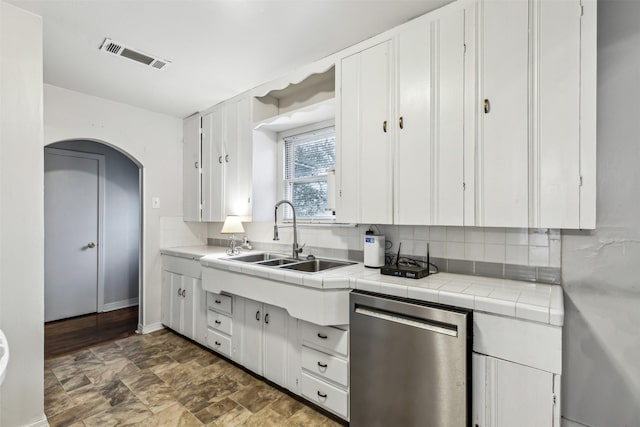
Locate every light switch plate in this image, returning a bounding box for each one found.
[152,197,160,209]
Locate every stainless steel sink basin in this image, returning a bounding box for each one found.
[280,259,356,273]
[257,258,298,267]
[229,253,286,262]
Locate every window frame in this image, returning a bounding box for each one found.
[277,119,336,223]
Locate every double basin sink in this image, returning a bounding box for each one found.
[229,252,355,273]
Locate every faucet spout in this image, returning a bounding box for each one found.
[274,200,303,260]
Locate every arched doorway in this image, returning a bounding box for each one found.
[43,139,143,358]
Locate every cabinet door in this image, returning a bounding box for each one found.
[534,0,581,228]
[223,98,253,218]
[338,41,394,224]
[183,115,201,222]
[202,110,225,222]
[474,354,556,427]
[263,305,288,387]
[231,295,245,363]
[360,41,394,224]
[433,7,465,225]
[242,298,263,375]
[395,20,432,225]
[161,270,172,326]
[170,273,183,333]
[193,279,207,346]
[181,277,197,340]
[479,0,529,227]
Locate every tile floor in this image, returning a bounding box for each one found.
[44,329,342,426]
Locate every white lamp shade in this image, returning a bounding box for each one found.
[221,215,245,234]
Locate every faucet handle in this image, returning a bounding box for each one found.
[295,243,306,254]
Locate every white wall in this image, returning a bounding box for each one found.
[50,140,140,309]
[43,84,186,330]
[561,1,640,426]
[0,2,46,426]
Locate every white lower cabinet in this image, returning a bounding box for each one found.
[473,353,559,427]
[240,297,292,389]
[206,292,236,360]
[161,257,206,345]
[299,321,350,419]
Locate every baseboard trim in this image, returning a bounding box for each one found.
[25,415,49,427]
[102,298,139,312]
[562,417,591,427]
[138,322,164,334]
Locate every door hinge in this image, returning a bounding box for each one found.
[463,182,466,191]
[579,176,584,187]
[339,190,342,197]
[580,4,584,16]
[553,394,557,405]
[463,43,467,53]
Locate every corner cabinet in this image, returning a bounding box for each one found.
[183,96,253,222]
[472,0,596,229]
[473,355,559,427]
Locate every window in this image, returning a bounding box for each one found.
[283,126,335,220]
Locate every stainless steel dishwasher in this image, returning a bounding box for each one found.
[350,290,472,427]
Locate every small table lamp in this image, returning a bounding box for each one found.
[221,215,244,255]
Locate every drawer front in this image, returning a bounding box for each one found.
[207,329,231,357]
[207,292,232,315]
[302,346,348,388]
[207,310,232,336]
[161,255,202,278]
[301,321,349,357]
[301,372,349,419]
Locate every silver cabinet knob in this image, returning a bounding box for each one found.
[87,242,96,248]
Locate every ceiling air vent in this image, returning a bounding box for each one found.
[99,38,171,70]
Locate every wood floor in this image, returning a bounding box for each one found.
[45,306,139,360]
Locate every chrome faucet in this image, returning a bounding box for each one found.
[273,200,304,259]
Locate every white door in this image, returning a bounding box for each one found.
[263,304,288,387]
[44,148,103,322]
[479,0,529,227]
[183,114,201,222]
[170,273,184,333]
[242,298,263,375]
[473,353,555,427]
[182,277,197,340]
[395,20,432,225]
[202,110,224,222]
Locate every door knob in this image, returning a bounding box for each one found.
[87,242,96,248]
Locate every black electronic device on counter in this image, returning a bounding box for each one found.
[380,242,431,279]
[380,264,430,279]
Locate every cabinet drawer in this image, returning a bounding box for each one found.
[302,346,348,388]
[207,310,232,336]
[301,321,349,357]
[207,292,232,315]
[207,329,231,357]
[301,372,349,419]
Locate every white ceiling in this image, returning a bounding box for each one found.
[8,0,453,118]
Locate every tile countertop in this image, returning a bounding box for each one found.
[162,246,564,327]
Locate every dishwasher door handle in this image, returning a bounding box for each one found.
[355,306,458,337]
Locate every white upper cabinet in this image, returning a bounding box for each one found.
[183,114,201,222]
[473,0,595,229]
[338,40,394,224]
[394,20,432,225]
[200,96,254,222]
[339,3,466,226]
[395,6,466,226]
[202,109,224,222]
[477,0,530,228]
[533,0,587,229]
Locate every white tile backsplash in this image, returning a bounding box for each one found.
[446,227,465,242]
[206,221,561,269]
[506,228,529,245]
